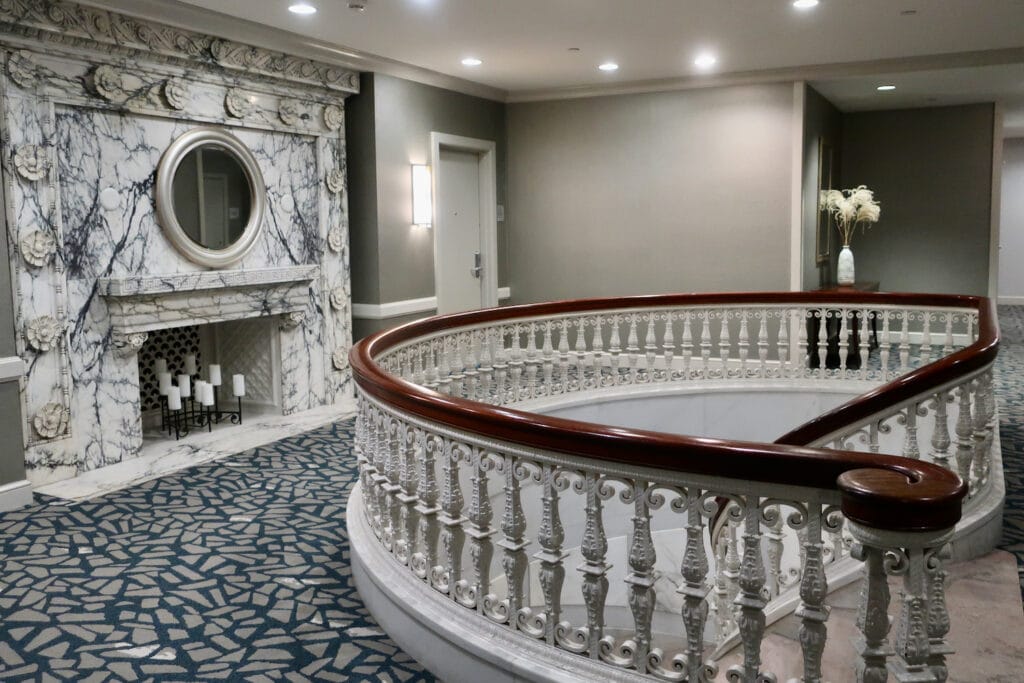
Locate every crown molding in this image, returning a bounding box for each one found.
[507,48,1024,104]
[77,0,508,103]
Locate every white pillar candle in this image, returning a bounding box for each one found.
[208,364,222,386]
[177,374,191,398]
[184,354,197,375]
[155,358,168,375]
[232,374,245,398]
[158,372,172,396]
[167,385,182,411]
[201,382,215,407]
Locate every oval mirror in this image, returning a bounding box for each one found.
[156,127,266,268]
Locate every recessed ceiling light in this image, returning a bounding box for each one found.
[461,57,482,67]
[793,0,819,9]
[694,52,717,69]
[877,84,896,91]
[288,2,317,14]
[598,62,619,72]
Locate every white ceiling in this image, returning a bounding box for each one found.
[90,0,1024,121]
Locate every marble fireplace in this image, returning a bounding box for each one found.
[0,2,358,486]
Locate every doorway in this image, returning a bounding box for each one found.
[430,132,498,315]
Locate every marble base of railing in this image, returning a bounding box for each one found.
[348,483,651,683]
[33,399,355,502]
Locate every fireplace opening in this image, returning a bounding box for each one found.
[138,317,282,440]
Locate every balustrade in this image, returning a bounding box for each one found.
[350,292,997,683]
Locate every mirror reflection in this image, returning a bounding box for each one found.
[171,145,252,250]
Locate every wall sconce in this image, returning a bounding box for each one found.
[411,164,432,227]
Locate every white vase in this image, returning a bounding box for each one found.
[837,245,855,286]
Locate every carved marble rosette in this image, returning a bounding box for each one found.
[33,402,69,439]
[323,104,344,131]
[327,227,346,254]
[88,64,124,101]
[19,230,57,268]
[25,315,61,352]
[161,78,189,110]
[224,88,253,118]
[14,144,49,181]
[329,286,347,312]
[7,50,39,88]
[332,347,349,371]
[326,168,346,194]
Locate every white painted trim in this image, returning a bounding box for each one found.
[998,296,1024,306]
[990,103,1004,301]
[353,288,511,320]
[0,479,32,512]
[0,356,25,382]
[790,82,806,292]
[430,132,499,314]
[507,48,1024,103]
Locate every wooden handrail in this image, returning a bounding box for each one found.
[350,291,993,532]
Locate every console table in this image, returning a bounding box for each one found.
[808,282,880,370]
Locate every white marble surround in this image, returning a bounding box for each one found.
[0,1,358,486]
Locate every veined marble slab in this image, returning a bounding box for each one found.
[34,398,356,502]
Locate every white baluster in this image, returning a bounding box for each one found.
[930,392,952,470]
[942,313,954,357]
[412,431,440,581]
[625,313,640,384]
[479,328,494,402]
[851,542,892,682]
[662,312,676,381]
[796,506,830,683]
[493,326,509,405]
[608,314,622,380]
[838,308,849,376]
[757,308,769,379]
[738,309,750,377]
[437,439,466,594]
[816,308,828,377]
[902,403,921,459]
[542,320,554,396]
[558,318,571,393]
[899,310,911,373]
[575,473,611,658]
[860,309,871,380]
[727,500,770,682]
[681,309,693,379]
[487,455,529,627]
[534,465,568,644]
[778,308,790,378]
[880,310,892,381]
[920,311,932,365]
[680,491,712,682]
[525,322,539,399]
[509,324,524,402]
[644,312,658,381]
[700,309,712,379]
[719,310,731,379]
[456,447,495,612]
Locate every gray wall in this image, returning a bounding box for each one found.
[801,85,843,290]
[0,170,25,486]
[346,72,380,306]
[505,83,796,304]
[998,138,1024,298]
[840,104,994,296]
[348,73,507,311]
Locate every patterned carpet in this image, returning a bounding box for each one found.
[0,307,1021,681]
[0,421,437,682]
[995,305,1024,597]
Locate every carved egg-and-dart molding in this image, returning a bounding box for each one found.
[326,169,345,194]
[329,286,347,311]
[13,144,49,181]
[26,315,61,352]
[323,104,344,131]
[332,347,349,371]
[327,227,345,254]
[88,64,125,102]
[163,78,189,110]
[279,98,302,126]
[34,402,69,440]
[7,50,39,89]
[20,230,57,268]
[225,88,253,119]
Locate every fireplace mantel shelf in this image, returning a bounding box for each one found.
[98,266,319,298]
[99,266,320,338]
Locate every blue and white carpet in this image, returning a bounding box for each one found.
[0,420,436,682]
[1,306,1022,681]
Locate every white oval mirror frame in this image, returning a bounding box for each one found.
[155,127,266,268]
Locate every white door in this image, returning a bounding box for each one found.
[436,147,484,314]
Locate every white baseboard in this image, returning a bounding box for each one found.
[353,287,511,320]
[997,296,1024,306]
[0,479,32,511]
[0,356,25,383]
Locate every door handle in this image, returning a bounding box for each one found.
[470,251,482,278]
